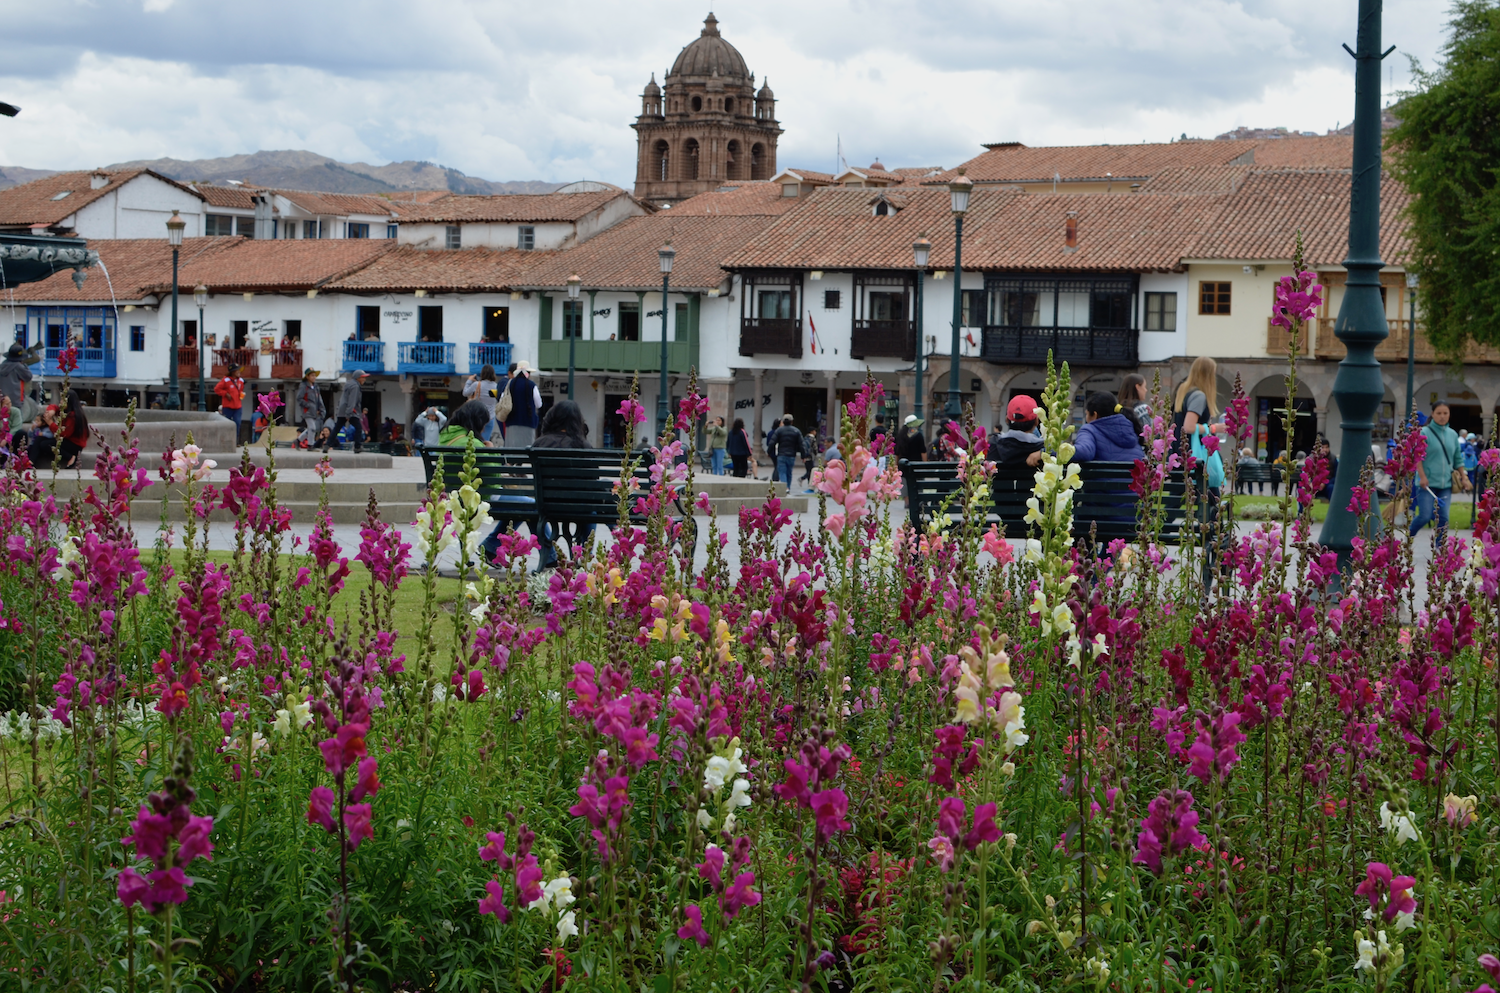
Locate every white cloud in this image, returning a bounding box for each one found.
[0,0,1450,184]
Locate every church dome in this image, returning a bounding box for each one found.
[669,14,750,80]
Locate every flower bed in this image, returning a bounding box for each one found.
[3,283,1500,992]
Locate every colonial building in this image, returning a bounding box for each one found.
[632,14,780,205]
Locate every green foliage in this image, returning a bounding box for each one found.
[1388,0,1500,353]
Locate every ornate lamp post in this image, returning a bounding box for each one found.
[657,242,676,437]
[1319,0,1395,558]
[1404,271,1419,420]
[945,174,973,424]
[194,284,208,411]
[566,273,581,401]
[912,235,931,429]
[165,210,185,410]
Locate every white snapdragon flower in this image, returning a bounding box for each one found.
[703,747,747,793]
[556,910,578,943]
[273,709,292,738]
[1379,802,1420,846]
[726,778,752,810]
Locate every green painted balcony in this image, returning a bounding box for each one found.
[538,339,693,375]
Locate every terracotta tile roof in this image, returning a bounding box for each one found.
[668,182,805,216]
[383,190,453,206]
[773,169,835,184]
[325,245,545,293]
[7,237,395,300]
[275,190,401,217]
[390,190,631,224]
[519,211,782,291]
[722,186,1221,273]
[196,185,260,209]
[934,134,1358,187]
[0,169,203,228]
[892,167,946,180]
[1136,166,1253,194]
[1184,169,1411,266]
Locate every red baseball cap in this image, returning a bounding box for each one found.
[1006,395,1040,423]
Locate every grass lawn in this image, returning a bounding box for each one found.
[155,548,469,666]
[1233,492,1483,528]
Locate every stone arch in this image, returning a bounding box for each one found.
[683,137,701,180]
[1415,377,1484,434]
[653,140,670,183]
[1247,374,1317,459]
[750,143,766,180]
[724,96,734,114]
[691,94,703,112]
[725,139,741,180]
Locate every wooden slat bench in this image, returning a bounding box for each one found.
[1234,460,1281,494]
[529,448,696,556]
[900,459,1198,544]
[420,447,540,534]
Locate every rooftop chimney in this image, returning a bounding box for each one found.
[90,171,110,190]
[1063,211,1078,254]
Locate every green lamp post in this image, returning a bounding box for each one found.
[566,273,581,401]
[912,235,930,430]
[165,210,185,411]
[657,243,675,438]
[1318,0,1396,558]
[945,175,973,424]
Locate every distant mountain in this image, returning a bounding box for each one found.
[0,150,563,195]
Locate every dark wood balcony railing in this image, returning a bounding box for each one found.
[850,319,914,361]
[211,347,257,379]
[981,326,1137,367]
[739,318,802,359]
[271,348,303,379]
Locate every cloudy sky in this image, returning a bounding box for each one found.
[0,0,1449,184]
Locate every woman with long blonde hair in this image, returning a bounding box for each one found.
[1173,355,1219,440]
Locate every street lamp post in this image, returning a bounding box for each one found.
[566,273,581,402]
[194,284,208,412]
[912,235,931,428]
[1318,0,1393,559]
[165,210,185,410]
[1404,272,1419,421]
[945,175,973,424]
[657,243,675,438]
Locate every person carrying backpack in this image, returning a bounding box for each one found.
[769,414,803,488]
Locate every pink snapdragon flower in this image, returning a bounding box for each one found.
[1270,270,1323,330]
[677,904,711,947]
[1187,710,1246,785]
[1133,789,1205,873]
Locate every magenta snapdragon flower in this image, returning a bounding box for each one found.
[478,878,510,921]
[1355,862,1418,924]
[1133,789,1205,873]
[677,904,711,947]
[1187,710,1246,785]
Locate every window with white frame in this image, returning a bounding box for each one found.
[517,226,535,251]
[445,226,461,250]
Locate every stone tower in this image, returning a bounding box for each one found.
[632,13,781,205]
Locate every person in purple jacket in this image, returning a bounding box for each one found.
[1073,392,1145,463]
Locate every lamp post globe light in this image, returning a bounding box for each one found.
[946,174,973,424]
[657,242,675,437]
[566,273,582,400]
[1405,271,1419,421]
[912,235,931,429]
[193,284,208,412]
[165,210,186,410]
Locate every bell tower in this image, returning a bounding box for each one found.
[633,13,782,205]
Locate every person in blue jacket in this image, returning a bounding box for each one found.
[1073,392,1145,462]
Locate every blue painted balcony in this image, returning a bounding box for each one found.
[396,341,456,374]
[342,340,386,373]
[34,341,117,379]
[469,341,513,373]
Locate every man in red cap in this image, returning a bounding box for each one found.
[990,394,1045,467]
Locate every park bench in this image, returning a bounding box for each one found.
[420,447,541,534]
[1234,460,1281,495]
[899,459,1198,544]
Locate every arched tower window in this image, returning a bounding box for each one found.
[684,138,701,180]
[724,97,734,114]
[750,143,765,180]
[726,140,741,181]
[691,95,702,112]
[655,140,670,182]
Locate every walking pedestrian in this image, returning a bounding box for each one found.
[769,414,803,488]
[214,363,246,445]
[707,415,728,475]
[294,368,325,449]
[463,365,502,443]
[1411,399,1461,550]
[326,369,369,453]
[1174,356,1226,586]
[502,361,541,449]
[727,417,752,477]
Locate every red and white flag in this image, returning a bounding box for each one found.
[808,313,821,355]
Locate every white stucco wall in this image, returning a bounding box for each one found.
[70,176,205,239]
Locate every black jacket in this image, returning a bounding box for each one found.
[989,428,1043,467]
[726,427,751,456]
[770,424,804,458]
[897,428,926,463]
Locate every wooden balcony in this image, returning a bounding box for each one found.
[538,339,692,374]
[271,348,303,379]
[739,318,802,359]
[1265,318,1312,358]
[850,319,914,361]
[211,347,257,379]
[981,326,1137,367]
[1313,318,1500,364]
[177,346,200,381]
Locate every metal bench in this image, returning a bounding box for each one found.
[1234,460,1281,494]
[529,448,696,556]
[900,459,1197,544]
[419,447,539,535]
